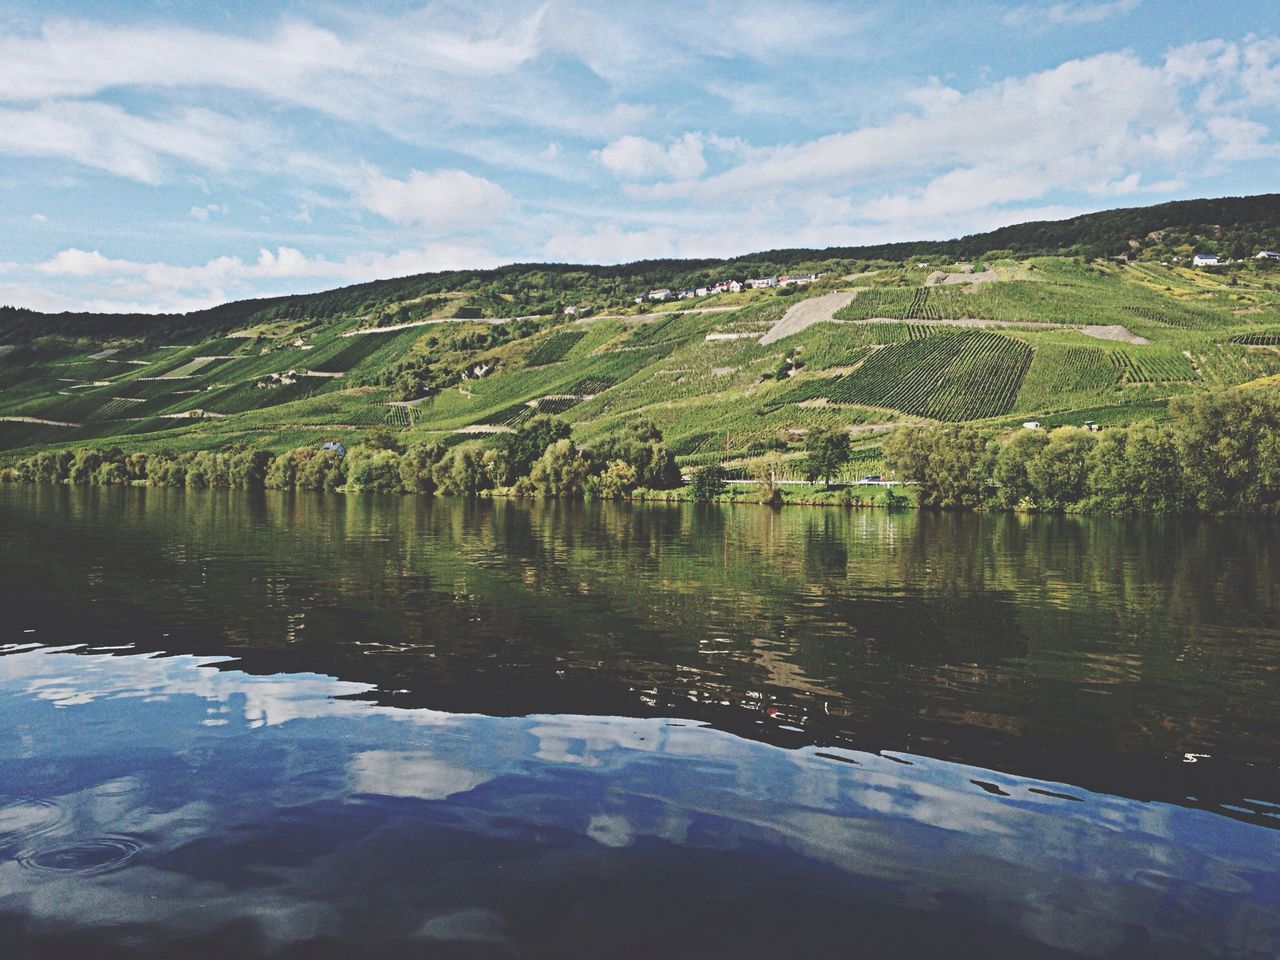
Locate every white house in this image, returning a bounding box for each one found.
[648,289,673,301]
[1192,253,1219,267]
[1255,251,1280,261]
[727,280,743,293]
[1022,421,1042,430]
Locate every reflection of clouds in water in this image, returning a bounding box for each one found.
[528,714,673,766]
[586,813,634,848]
[0,646,455,729]
[348,751,494,801]
[521,714,1280,957]
[2,648,1279,957]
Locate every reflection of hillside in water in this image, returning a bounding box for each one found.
[2,486,1278,823]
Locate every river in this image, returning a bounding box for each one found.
[1,486,1277,958]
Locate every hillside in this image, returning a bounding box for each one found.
[3,194,1280,478]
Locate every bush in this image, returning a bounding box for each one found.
[589,459,638,500]
[689,464,726,501]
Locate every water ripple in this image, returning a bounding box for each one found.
[0,798,66,848]
[18,836,145,875]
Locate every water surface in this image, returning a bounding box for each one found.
[1,486,1278,958]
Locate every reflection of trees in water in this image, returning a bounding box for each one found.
[3,486,1279,808]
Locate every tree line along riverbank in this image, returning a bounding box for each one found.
[2,386,1276,517]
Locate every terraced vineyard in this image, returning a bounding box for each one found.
[307,335,393,373]
[1230,331,1280,345]
[570,375,617,396]
[478,402,534,428]
[1016,344,1119,410]
[383,405,412,427]
[1110,351,1198,384]
[835,269,1235,331]
[532,396,581,415]
[781,332,1032,420]
[524,330,587,366]
[5,223,1280,464]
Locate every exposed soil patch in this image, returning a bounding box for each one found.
[759,291,859,345]
[925,269,999,287]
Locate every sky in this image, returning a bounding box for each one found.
[0,0,1278,314]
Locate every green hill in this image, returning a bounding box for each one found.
[3,194,1280,476]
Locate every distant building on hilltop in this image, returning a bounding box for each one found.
[1192,253,1220,267]
[1255,250,1280,261]
[321,441,346,457]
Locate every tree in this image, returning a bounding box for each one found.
[589,459,637,500]
[1027,427,1096,510]
[498,415,571,485]
[365,425,405,453]
[529,439,592,497]
[689,464,726,501]
[344,447,403,493]
[803,427,850,488]
[1171,389,1280,514]
[1087,421,1188,515]
[988,429,1049,508]
[399,441,445,494]
[433,448,486,496]
[592,419,680,489]
[752,456,785,505]
[885,425,986,509]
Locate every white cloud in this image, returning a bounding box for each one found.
[0,101,268,183]
[639,48,1204,223]
[1004,0,1141,28]
[36,248,138,277]
[1206,116,1279,162]
[189,203,227,221]
[598,133,708,181]
[30,212,47,222]
[3,242,505,313]
[357,168,512,230]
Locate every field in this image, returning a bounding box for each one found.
[524,330,587,366]
[775,331,1031,420]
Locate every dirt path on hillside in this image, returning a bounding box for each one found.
[850,316,1149,344]
[586,305,740,323]
[0,416,79,427]
[759,291,858,345]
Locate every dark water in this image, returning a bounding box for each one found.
[1,486,1278,959]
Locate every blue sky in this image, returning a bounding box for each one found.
[1,0,1277,313]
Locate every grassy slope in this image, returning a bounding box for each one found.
[3,252,1280,480]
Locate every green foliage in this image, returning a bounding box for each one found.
[589,459,639,500]
[689,463,727,501]
[803,426,850,487]
[399,442,446,494]
[1169,388,1280,514]
[790,332,1031,420]
[529,439,592,498]
[432,448,488,496]
[524,330,586,366]
[498,414,571,486]
[883,424,986,508]
[988,429,1049,508]
[1086,422,1189,515]
[1026,428,1097,510]
[591,418,680,490]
